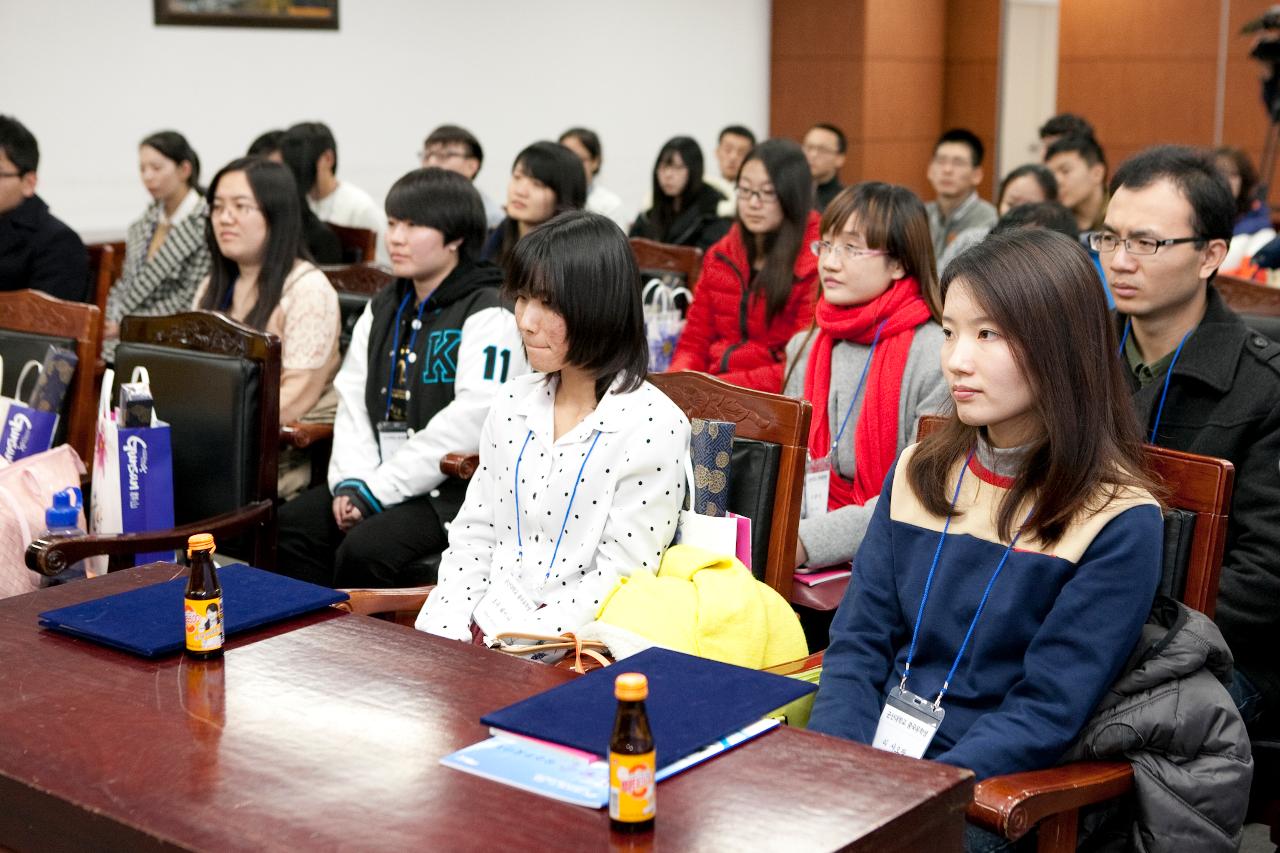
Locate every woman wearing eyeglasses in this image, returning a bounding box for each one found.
[668,139,820,392]
[782,182,947,571]
[629,136,729,251]
[193,157,341,497]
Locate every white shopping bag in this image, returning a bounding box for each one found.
[642,277,691,372]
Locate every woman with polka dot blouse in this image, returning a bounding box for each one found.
[416,211,691,647]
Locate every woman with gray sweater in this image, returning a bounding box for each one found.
[783,182,948,569]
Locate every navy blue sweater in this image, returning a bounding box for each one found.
[808,444,1162,780]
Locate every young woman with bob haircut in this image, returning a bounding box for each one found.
[668,138,821,392]
[783,182,948,570]
[809,229,1163,789]
[194,157,341,495]
[102,130,211,360]
[417,210,690,648]
[276,167,526,588]
[481,141,587,267]
[629,135,729,250]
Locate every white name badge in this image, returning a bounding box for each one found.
[472,572,539,638]
[872,685,945,759]
[376,421,410,461]
[802,456,831,519]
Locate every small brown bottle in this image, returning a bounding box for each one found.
[184,533,223,659]
[609,672,656,833]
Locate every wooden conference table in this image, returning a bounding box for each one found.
[0,566,973,852]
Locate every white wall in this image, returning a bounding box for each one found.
[996,0,1058,179]
[0,0,770,238]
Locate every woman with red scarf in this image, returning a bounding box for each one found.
[783,183,947,569]
[668,139,820,392]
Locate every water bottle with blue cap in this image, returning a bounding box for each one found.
[40,487,89,586]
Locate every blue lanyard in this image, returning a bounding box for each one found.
[901,449,1031,708]
[1148,330,1192,444]
[1117,319,1192,443]
[514,428,603,582]
[219,282,235,312]
[828,320,887,459]
[383,290,431,421]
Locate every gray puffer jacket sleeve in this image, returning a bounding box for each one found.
[1062,597,1253,853]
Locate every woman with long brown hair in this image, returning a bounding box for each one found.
[808,228,1162,786]
[783,182,947,570]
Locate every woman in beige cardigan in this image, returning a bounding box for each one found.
[193,156,340,499]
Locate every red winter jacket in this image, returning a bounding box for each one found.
[669,212,820,392]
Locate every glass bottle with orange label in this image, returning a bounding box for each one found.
[184,533,223,659]
[609,672,656,833]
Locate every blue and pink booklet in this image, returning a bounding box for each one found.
[441,647,816,807]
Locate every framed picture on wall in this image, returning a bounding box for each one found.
[154,0,339,30]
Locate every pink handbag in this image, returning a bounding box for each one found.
[0,444,87,598]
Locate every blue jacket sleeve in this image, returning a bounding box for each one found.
[807,467,907,743]
[935,504,1162,780]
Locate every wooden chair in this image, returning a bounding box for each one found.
[328,224,378,264]
[86,241,126,318]
[911,413,1236,850]
[0,289,101,464]
[1216,273,1280,317]
[630,237,704,292]
[26,311,281,575]
[648,371,811,600]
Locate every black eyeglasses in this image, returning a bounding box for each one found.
[1086,231,1204,256]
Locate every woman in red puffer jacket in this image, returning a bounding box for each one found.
[668,138,820,392]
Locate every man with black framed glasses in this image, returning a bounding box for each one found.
[0,115,87,301]
[1100,144,1280,736]
[419,125,503,229]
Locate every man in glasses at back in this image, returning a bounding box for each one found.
[0,115,87,301]
[1097,144,1280,738]
[420,125,504,230]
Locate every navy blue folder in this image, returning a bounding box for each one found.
[38,564,348,658]
[480,647,817,767]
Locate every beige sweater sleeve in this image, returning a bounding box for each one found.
[268,262,341,425]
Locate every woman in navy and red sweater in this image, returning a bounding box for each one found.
[668,139,819,393]
[809,228,1163,794]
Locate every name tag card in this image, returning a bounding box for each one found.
[872,685,944,759]
[377,421,410,461]
[802,456,831,519]
[473,572,539,639]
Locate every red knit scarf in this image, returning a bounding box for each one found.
[803,277,932,508]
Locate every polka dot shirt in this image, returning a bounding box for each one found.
[415,373,691,642]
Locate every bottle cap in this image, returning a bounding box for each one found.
[187,533,216,555]
[45,487,82,528]
[614,672,648,701]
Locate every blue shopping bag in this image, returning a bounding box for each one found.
[90,368,175,566]
[0,358,59,462]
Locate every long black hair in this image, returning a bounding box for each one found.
[739,138,813,322]
[648,136,706,237]
[140,130,201,193]
[502,211,648,400]
[200,157,305,330]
